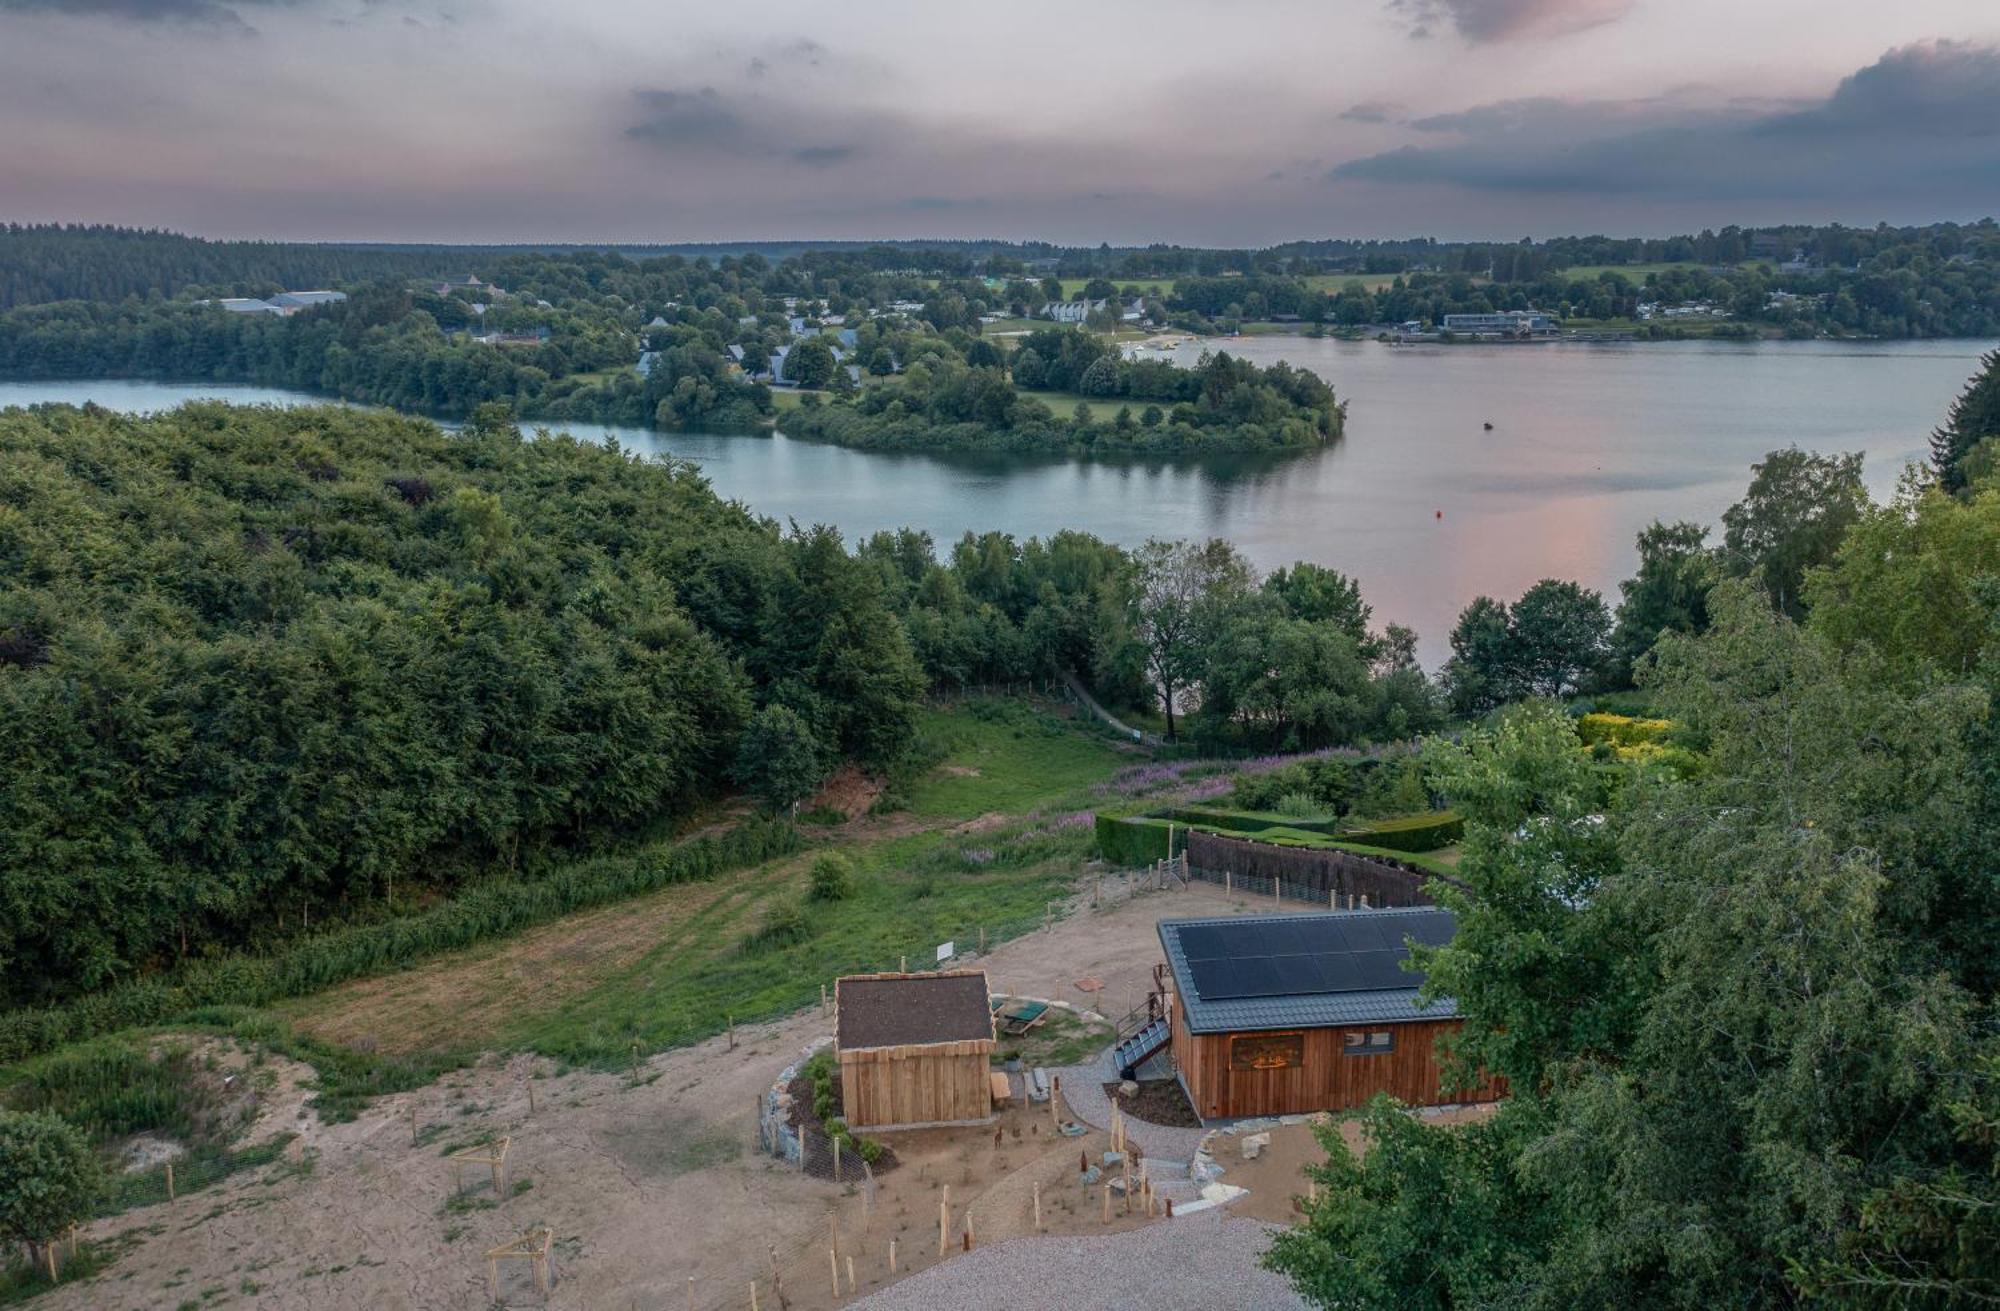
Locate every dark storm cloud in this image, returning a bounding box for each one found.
[1333,41,2000,203]
[1389,0,1633,42]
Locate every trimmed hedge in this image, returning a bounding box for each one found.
[1094,814,1180,866]
[1152,806,1344,838]
[1336,811,1464,854]
[0,820,801,1065]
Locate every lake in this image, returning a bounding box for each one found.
[4,336,1991,666]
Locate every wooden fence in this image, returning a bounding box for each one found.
[1185,829,1464,908]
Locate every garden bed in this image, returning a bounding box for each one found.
[1105,1077,1202,1128]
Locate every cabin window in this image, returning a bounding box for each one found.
[1342,1030,1395,1056]
[1228,1032,1304,1071]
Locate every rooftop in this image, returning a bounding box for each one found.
[836,970,994,1050]
[1159,909,1458,1034]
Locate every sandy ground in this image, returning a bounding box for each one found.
[47,877,1327,1310]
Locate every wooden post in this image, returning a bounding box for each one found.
[750,1280,760,1311]
[829,1247,839,1299]
[938,1185,949,1256]
[488,1256,499,1301]
[846,1255,856,1294]
[1361,894,1370,909]
[833,1136,842,1182]
[978,927,985,954]
[821,983,828,1014]
[899,955,907,973]
[1330,886,1337,910]
[1166,1196,1174,1219]
[527,1082,537,1115]
[1102,1183,1111,1224]
[1033,1181,1042,1231]
[409,1102,418,1144]
[889,1238,898,1274]
[1225,870,1232,897]
[165,1160,175,1203]
[630,1040,641,1082]
[688,1275,695,1311]
[1275,874,1282,905]
[727,1016,736,1050]
[1050,1074,1062,1130]
[965,1212,974,1248]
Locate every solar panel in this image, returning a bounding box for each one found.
[1177,912,1449,1001]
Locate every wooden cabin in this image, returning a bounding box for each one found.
[1157,909,1501,1123]
[834,970,996,1130]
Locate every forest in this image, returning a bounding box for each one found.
[0,397,1404,1008]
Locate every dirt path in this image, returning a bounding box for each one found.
[46,879,1325,1310]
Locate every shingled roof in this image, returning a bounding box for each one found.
[835,971,994,1050]
[1160,909,1459,1034]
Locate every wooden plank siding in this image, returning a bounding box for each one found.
[1169,1004,1500,1121]
[838,1038,994,1130]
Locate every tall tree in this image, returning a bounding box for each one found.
[1130,537,1252,740]
[1720,447,1867,618]
[1608,520,1714,683]
[1930,348,2000,493]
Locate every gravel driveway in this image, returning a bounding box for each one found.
[852,1211,1309,1310]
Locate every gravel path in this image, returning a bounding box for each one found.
[1054,1047,1212,1164]
[853,1212,1307,1310]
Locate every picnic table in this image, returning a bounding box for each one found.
[992,997,1050,1037]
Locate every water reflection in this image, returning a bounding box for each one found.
[3,335,1989,666]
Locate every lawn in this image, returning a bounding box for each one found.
[1018,389,1129,422]
[277,698,1133,1066]
[1301,272,1411,293]
[1555,259,1774,282]
[1059,278,1176,298]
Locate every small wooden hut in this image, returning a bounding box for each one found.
[834,970,996,1130]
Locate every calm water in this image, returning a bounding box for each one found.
[4,337,1991,665]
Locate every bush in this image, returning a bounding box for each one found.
[808,853,856,903]
[740,901,812,954]
[0,1110,102,1251]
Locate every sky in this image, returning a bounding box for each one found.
[1,0,1996,245]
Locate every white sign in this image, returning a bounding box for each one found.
[936,941,954,963]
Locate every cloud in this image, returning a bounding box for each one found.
[1332,40,2000,203]
[1340,100,1406,124]
[1390,0,1634,42]
[624,87,750,146]
[0,0,296,26]
[790,144,857,166]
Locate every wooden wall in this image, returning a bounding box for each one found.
[1170,1006,1500,1121]
[838,1039,994,1129]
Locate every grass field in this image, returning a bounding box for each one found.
[1301,272,1410,293]
[1018,389,1130,422]
[1555,259,1774,282]
[1058,278,1176,298]
[276,699,1133,1066]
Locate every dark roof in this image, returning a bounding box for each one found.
[836,971,993,1050]
[1160,910,1458,1034]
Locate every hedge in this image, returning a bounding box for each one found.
[0,820,802,1066]
[1151,806,1344,838]
[1337,811,1463,854]
[1094,814,1181,866]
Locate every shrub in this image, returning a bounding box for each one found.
[740,901,812,955]
[808,853,856,902]
[0,1110,103,1251]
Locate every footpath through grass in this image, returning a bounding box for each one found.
[279,698,1134,1067]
